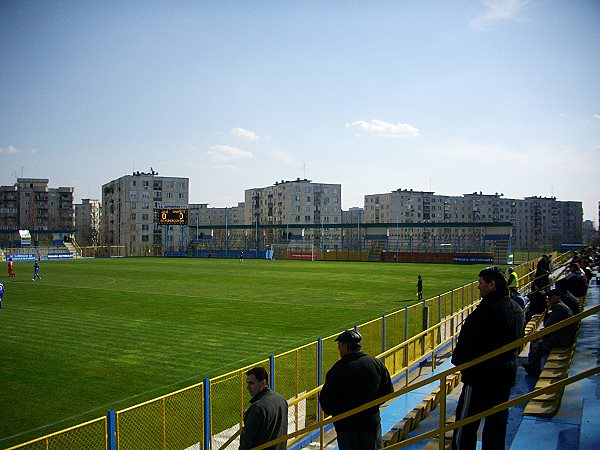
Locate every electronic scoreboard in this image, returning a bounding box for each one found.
[157,208,188,225]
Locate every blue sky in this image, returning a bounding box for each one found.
[1,0,599,222]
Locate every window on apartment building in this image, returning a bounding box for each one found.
[130,213,136,220]
[142,214,149,221]
[334,216,339,222]
[132,180,136,186]
[142,203,150,209]
[142,235,149,242]
[129,191,137,200]
[324,187,329,193]
[304,186,311,193]
[142,224,149,231]
[295,215,301,222]
[324,216,329,222]
[295,195,300,201]
[166,192,173,199]
[130,202,136,209]
[179,182,185,188]
[334,197,338,203]
[295,206,301,211]
[305,215,311,221]
[306,196,311,202]
[178,193,184,199]
[143,181,149,187]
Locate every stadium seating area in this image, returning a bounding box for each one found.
[370,274,599,449]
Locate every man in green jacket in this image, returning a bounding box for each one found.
[239,367,288,450]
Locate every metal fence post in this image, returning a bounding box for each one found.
[381,315,386,355]
[106,410,116,450]
[204,378,211,450]
[269,355,275,390]
[317,338,323,420]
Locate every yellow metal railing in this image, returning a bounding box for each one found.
[253,302,600,450]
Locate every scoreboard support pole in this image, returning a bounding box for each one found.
[163,225,169,256]
[180,225,184,254]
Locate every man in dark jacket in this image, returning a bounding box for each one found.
[534,255,551,289]
[239,367,288,450]
[523,289,576,377]
[452,266,525,450]
[319,330,393,450]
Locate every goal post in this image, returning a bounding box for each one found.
[271,242,316,261]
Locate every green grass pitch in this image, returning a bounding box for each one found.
[0,257,487,447]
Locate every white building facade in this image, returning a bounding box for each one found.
[101,171,189,255]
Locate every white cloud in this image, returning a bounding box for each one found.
[593,114,600,120]
[202,145,253,164]
[230,127,261,141]
[0,145,22,154]
[271,147,294,164]
[470,0,534,31]
[348,119,420,138]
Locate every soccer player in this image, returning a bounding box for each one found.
[8,257,15,277]
[0,281,4,308]
[32,260,41,281]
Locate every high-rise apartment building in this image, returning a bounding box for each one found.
[244,178,342,226]
[75,199,101,246]
[0,178,75,246]
[101,171,189,255]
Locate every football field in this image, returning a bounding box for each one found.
[0,257,487,447]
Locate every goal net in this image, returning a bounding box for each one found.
[271,242,316,261]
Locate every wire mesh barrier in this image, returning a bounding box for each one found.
[7,254,564,450]
[273,342,320,437]
[6,417,107,450]
[116,382,204,450]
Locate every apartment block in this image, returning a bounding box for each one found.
[363,188,583,249]
[244,178,342,226]
[75,199,101,246]
[0,178,75,245]
[101,171,189,255]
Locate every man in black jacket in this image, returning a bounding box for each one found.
[319,330,393,450]
[452,266,525,450]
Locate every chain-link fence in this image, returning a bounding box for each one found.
[116,382,204,450]
[6,417,107,450]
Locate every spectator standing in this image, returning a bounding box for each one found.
[319,330,393,450]
[534,255,551,290]
[451,266,524,450]
[239,367,288,450]
[506,267,519,290]
[523,289,576,377]
[8,257,15,278]
[417,275,423,300]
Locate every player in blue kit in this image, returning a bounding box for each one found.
[32,260,41,281]
[0,281,4,308]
